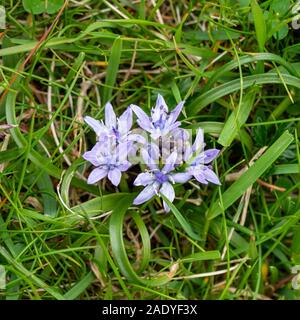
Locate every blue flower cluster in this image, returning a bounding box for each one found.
[83,95,220,212]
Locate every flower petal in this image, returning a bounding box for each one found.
[116,141,132,162]
[141,148,158,170]
[151,94,168,123]
[118,107,132,135]
[167,121,181,133]
[192,128,204,153]
[108,168,122,186]
[194,172,208,184]
[172,127,190,141]
[160,181,175,212]
[162,151,178,173]
[133,182,159,205]
[203,149,220,163]
[84,116,103,136]
[155,94,168,113]
[87,167,108,184]
[82,150,99,166]
[131,104,153,131]
[118,160,132,172]
[134,172,155,186]
[168,101,184,125]
[171,172,192,183]
[105,102,117,129]
[146,143,160,161]
[203,168,221,185]
[184,145,192,162]
[82,142,103,166]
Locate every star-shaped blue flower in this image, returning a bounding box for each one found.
[131,94,184,139]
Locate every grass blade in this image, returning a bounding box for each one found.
[102,37,122,104]
[218,87,259,147]
[251,0,267,51]
[36,172,58,217]
[161,194,201,241]
[272,164,300,175]
[0,246,64,300]
[209,130,294,219]
[64,272,95,300]
[181,250,221,263]
[109,195,172,286]
[0,148,25,164]
[203,53,299,91]
[189,73,300,115]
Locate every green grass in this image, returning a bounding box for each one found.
[0,0,300,300]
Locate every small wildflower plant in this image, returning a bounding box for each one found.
[83,94,220,212]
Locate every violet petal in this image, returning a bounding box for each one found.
[133,182,159,205]
[203,149,220,163]
[192,128,204,153]
[141,148,158,170]
[131,104,153,131]
[84,116,104,136]
[134,172,155,186]
[162,151,178,173]
[171,172,192,183]
[118,160,132,172]
[168,101,184,125]
[108,168,122,186]
[118,107,132,135]
[160,181,175,212]
[87,167,108,184]
[203,168,221,185]
[155,94,168,113]
[105,102,117,129]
